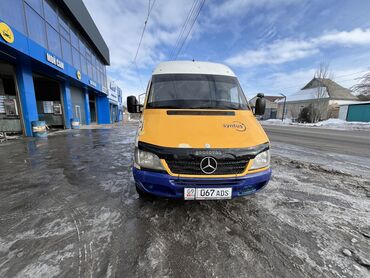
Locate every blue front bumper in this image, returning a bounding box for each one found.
[133,167,272,199]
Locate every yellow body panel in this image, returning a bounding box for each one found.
[137,108,270,177]
[138,109,269,149]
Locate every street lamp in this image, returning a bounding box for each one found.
[280,93,287,122]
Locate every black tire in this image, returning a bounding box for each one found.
[136,184,154,199]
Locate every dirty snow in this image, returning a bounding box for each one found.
[262,118,370,130]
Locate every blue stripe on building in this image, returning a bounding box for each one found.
[0,0,111,136]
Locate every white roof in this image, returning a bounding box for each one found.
[152,61,236,77]
[339,101,370,106]
[277,87,329,102]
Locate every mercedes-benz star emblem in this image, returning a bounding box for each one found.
[200,157,217,174]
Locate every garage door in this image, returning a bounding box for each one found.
[347,104,370,122]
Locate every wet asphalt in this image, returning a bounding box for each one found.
[0,123,369,278]
[264,125,370,158]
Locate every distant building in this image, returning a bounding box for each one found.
[107,79,123,123]
[249,95,284,120]
[277,78,359,121]
[339,101,370,122]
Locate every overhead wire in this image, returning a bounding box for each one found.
[132,0,157,91]
[170,0,206,60]
[169,0,199,59]
[173,0,206,60]
[133,0,157,64]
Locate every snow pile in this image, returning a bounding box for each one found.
[262,118,293,125]
[306,118,370,130]
[261,118,370,130]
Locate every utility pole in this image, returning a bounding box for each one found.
[280,93,286,121]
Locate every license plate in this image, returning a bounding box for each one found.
[184,188,232,200]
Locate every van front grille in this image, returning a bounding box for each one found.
[165,158,248,175]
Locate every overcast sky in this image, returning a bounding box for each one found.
[83,0,370,99]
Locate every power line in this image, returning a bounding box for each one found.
[132,0,157,92]
[171,0,206,60]
[133,0,157,64]
[169,0,199,59]
[174,0,205,60]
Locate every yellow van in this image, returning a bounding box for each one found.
[127,61,271,200]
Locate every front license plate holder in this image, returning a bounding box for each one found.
[184,188,232,200]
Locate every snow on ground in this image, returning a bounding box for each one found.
[261,118,370,130]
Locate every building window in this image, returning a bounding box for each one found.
[93,67,98,81]
[70,29,79,50]
[80,55,87,74]
[87,63,93,79]
[25,0,43,16]
[46,24,61,57]
[61,37,72,64]
[43,0,58,30]
[58,14,70,41]
[72,47,80,70]
[79,38,85,55]
[0,0,27,35]
[92,55,96,68]
[25,4,47,47]
[85,47,92,63]
[98,72,103,85]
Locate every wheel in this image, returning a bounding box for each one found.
[136,184,154,199]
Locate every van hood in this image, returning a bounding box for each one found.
[138,109,269,149]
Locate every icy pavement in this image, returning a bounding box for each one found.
[271,142,370,179]
[0,123,369,277]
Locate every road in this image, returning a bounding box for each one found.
[0,123,369,278]
[263,125,370,158]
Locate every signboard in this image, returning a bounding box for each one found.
[4,99,18,116]
[0,95,6,114]
[53,104,62,115]
[89,80,97,87]
[43,101,54,114]
[0,22,14,44]
[46,53,64,69]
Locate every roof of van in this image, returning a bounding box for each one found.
[152,61,236,77]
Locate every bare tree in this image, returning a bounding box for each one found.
[311,62,331,122]
[352,72,370,100]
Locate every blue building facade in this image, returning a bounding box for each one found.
[0,0,110,136]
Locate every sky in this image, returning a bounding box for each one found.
[83,0,370,100]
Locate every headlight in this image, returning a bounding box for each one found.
[134,148,165,170]
[250,150,270,170]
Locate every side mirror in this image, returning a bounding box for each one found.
[255,94,266,115]
[127,96,142,113]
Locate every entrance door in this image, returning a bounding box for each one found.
[0,62,22,135]
[89,93,97,123]
[33,75,64,129]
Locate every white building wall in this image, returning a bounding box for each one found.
[338,105,348,120]
[107,78,119,105]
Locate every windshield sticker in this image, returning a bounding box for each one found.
[223,121,246,132]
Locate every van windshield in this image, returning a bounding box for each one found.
[147,74,249,110]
